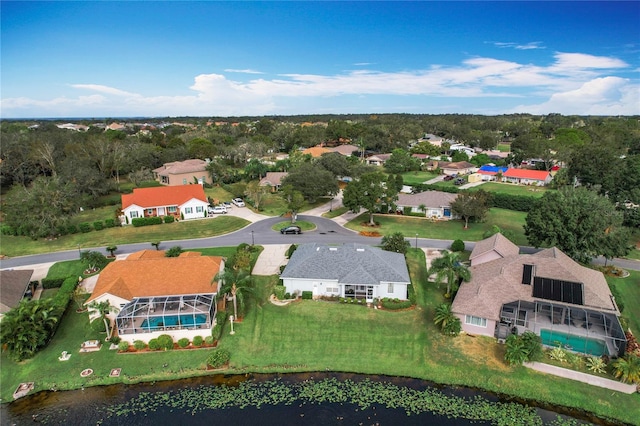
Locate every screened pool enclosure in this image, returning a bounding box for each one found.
[497,300,627,357]
[116,294,216,336]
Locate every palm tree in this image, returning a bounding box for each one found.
[87,300,120,338]
[213,268,255,320]
[428,251,471,298]
[433,303,460,335]
[612,354,640,384]
[504,334,529,366]
[418,204,427,217]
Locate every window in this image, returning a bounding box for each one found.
[465,315,487,327]
[168,206,177,213]
[387,283,394,293]
[184,207,193,214]
[196,206,204,213]
[130,211,139,218]
[183,178,187,185]
[146,209,154,215]
[326,287,339,294]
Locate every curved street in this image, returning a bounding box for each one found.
[1,198,638,273]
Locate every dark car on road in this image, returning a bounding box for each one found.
[280,225,302,234]
[443,175,454,181]
[454,178,466,185]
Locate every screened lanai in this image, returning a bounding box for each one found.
[116,293,215,336]
[497,300,627,357]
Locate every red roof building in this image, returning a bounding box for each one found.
[121,185,209,224]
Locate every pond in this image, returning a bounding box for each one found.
[2,373,602,425]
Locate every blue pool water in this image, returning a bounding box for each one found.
[540,329,608,356]
[141,314,207,330]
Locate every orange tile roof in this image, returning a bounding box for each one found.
[302,146,331,157]
[87,251,223,303]
[122,185,207,209]
[503,169,550,180]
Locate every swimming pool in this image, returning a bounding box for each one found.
[540,329,608,356]
[141,314,208,330]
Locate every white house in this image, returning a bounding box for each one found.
[396,191,458,219]
[280,243,411,303]
[121,184,209,224]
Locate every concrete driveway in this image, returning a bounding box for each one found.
[252,244,289,275]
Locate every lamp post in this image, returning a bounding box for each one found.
[77,244,82,259]
[330,197,333,212]
[250,230,255,246]
[415,233,419,250]
[229,315,235,335]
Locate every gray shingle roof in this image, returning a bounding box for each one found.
[0,270,34,314]
[153,159,208,175]
[469,232,519,262]
[397,191,458,208]
[280,243,410,284]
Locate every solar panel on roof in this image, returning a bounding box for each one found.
[522,264,533,285]
[532,277,583,305]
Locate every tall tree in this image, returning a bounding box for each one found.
[450,190,491,229]
[213,268,254,319]
[342,171,398,226]
[244,181,268,210]
[384,148,419,174]
[281,184,305,224]
[381,232,410,254]
[524,187,630,264]
[280,162,338,202]
[87,299,120,338]
[429,251,471,298]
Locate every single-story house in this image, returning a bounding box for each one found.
[502,168,552,186]
[153,159,212,186]
[438,161,477,176]
[396,191,458,219]
[121,184,209,224]
[86,250,224,344]
[329,144,359,156]
[302,146,331,158]
[417,133,444,147]
[0,269,34,321]
[259,172,288,191]
[280,243,410,303]
[477,165,508,181]
[366,153,392,166]
[452,235,627,357]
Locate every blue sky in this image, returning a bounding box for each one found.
[2,1,639,118]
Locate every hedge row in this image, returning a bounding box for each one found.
[0,218,119,238]
[41,277,65,289]
[49,276,79,337]
[409,186,537,213]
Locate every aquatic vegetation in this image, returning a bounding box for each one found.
[103,377,571,425]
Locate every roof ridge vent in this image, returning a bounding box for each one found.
[356,248,365,252]
[329,247,338,251]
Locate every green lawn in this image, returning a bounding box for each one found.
[400,170,439,186]
[345,208,529,246]
[1,248,639,424]
[607,270,640,335]
[1,216,250,258]
[270,220,316,232]
[468,182,550,198]
[497,143,511,152]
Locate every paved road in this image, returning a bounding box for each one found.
[1,207,638,272]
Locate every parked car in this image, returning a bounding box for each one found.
[223,201,232,208]
[280,225,302,234]
[453,178,466,185]
[209,206,227,214]
[443,175,454,181]
[232,198,245,207]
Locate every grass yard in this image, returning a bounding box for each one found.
[345,208,529,246]
[607,270,640,336]
[468,182,550,198]
[1,248,639,424]
[400,170,439,186]
[497,142,511,152]
[0,216,250,258]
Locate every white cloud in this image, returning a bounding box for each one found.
[492,41,545,50]
[2,52,637,117]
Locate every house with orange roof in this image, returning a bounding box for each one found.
[502,168,552,186]
[302,146,331,158]
[86,250,224,343]
[121,185,209,224]
[153,159,211,186]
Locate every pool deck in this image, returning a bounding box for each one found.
[524,362,637,394]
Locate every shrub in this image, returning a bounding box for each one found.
[118,341,130,352]
[104,218,116,228]
[178,338,190,348]
[274,285,286,300]
[163,215,175,223]
[381,297,412,310]
[78,222,92,233]
[66,224,78,234]
[204,336,214,345]
[301,291,313,300]
[207,348,230,369]
[148,338,161,351]
[548,347,567,363]
[134,340,146,350]
[157,334,174,350]
[93,221,104,231]
[132,217,163,227]
[41,278,65,289]
[285,244,298,258]
[586,356,607,374]
[110,335,121,345]
[165,246,183,257]
[520,331,543,361]
[450,239,465,252]
[1,224,15,235]
[284,293,291,300]
[193,336,204,347]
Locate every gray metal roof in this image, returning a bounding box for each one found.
[280,243,410,284]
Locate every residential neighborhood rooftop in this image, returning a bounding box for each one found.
[121,185,207,209]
